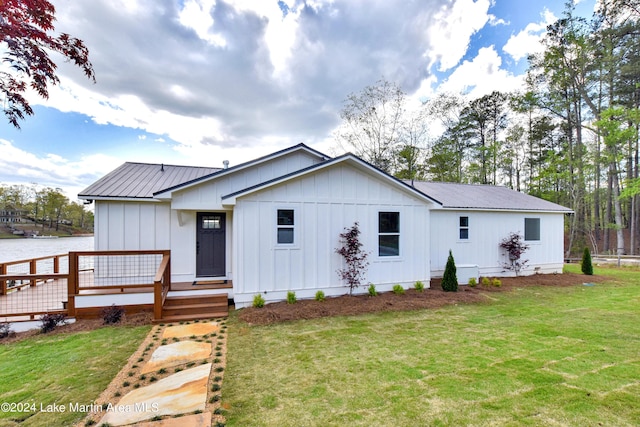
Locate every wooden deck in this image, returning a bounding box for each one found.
[171,280,233,291]
[0,279,68,321]
[1,250,232,322]
[0,275,233,322]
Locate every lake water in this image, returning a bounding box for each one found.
[0,236,94,263]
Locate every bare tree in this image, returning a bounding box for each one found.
[335,79,406,173]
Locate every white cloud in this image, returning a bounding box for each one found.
[0,139,122,200]
[178,0,227,47]
[437,46,524,99]
[503,9,556,62]
[15,0,529,176]
[427,0,493,72]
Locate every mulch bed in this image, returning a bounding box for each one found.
[237,273,611,326]
[1,273,610,341]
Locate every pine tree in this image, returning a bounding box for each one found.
[581,247,593,275]
[442,250,458,292]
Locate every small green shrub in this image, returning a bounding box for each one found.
[212,383,221,392]
[0,322,15,339]
[392,284,405,295]
[414,281,424,292]
[441,250,458,292]
[491,278,502,287]
[581,247,594,275]
[286,291,297,304]
[39,313,66,333]
[252,294,265,308]
[315,290,325,301]
[468,277,477,287]
[368,283,377,296]
[481,277,491,286]
[101,304,125,325]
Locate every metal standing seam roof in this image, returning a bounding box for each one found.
[78,162,221,199]
[408,181,573,212]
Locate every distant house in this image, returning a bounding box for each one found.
[0,206,26,223]
[79,144,572,308]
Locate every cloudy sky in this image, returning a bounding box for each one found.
[0,0,596,201]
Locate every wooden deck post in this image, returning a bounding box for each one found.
[53,256,60,273]
[0,263,6,295]
[67,252,78,317]
[29,259,37,287]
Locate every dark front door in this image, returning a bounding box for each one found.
[196,212,226,277]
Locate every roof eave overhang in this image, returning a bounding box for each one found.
[436,207,574,214]
[77,196,163,203]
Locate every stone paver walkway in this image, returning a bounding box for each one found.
[83,319,227,427]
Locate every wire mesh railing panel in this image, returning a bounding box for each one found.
[0,278,68,320]
[5,262,30,290]
[78,253,163,288]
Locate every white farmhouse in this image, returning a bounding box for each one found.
[79,144,572,308]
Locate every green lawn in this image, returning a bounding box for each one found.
[0,324,150,427]
[224,265,640,426]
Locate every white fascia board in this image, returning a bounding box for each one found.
[81,196,163,203]
[437,207,574,214]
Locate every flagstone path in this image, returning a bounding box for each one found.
[82,319,227,427]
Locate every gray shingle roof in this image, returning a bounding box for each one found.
[79,162,221,199]
[408,181,573,212]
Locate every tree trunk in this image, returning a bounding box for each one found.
[604,173,612,253]
[611,161,625,255]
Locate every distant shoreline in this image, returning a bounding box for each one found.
[0,234,94,240]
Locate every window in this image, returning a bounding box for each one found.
[277,209,294,244]
[459,216,469,240]
[524,218,540,241]
[379,212,400,256]
[202,215,221,229]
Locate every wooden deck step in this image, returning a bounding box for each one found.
[160,293,228,322]
[159,312,228,323]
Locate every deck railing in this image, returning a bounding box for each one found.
[154,252,171,320]
[1,250,171,321]
[0,254,69,320]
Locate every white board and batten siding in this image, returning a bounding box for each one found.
[95,201,171,251]
[232,163,433,308]
[430,210,565,280]
[170,151,323,211]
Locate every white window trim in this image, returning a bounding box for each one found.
[275,207,297,247]
[378,211,401,258]
[524,217,541,243]
[458,216,470,242]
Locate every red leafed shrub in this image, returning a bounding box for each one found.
[499,232,529,276]
[335,222,370,295]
